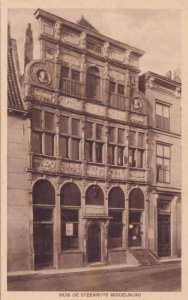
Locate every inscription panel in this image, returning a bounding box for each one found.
[60,96,82,111]
[130,113,146,125]
[86,164,105,178]
[85,206,106,216]
[61,161,82,175]
[85,102,106,117]
[109,167,126,180]
[34,157,57,172]
[130,169,145,180]
[108,108,126,122]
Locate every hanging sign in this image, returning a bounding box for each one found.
[66,223,73,236]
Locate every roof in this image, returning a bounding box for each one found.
[76,15,99,32]
[8,24,25,112]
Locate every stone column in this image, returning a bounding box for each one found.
[171,196,178,257]
[54,183,61,269]
[152,193,158,255]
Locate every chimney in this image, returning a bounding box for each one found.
[24,23,33,69]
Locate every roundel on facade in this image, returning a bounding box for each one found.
[132,97,143,111]
[37,69,51,85]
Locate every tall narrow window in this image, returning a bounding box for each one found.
[129,131,145,168]
[108,126,125,166]
[61,183,81,250]
[87,67,101,101]
[108,187,125,248]
[59,116,81,160]
[156,144,171,183]
[31,109,55,156]
[61,66,81,97]
[85,121,104,164]
[108,80,126,109]
[156,102,170,131]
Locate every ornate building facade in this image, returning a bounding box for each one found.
[8,9,181,271]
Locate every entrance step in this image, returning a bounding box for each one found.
[127,249,161,266]
[88,262,106,267]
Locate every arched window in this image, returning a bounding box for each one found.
[108,187,125,249]
[61,183,81,250]
[86,67,101,101]
[85,185,104,205]
[32,180,55,268]
[129,188,144,209]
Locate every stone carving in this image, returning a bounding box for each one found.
[37,69,51,85]
[80,53,86,70]
[33,88,53,103]
[62,54,81,67]
[85,103,105,116]
[86,165,105,177]
[147,76,155,88]
[108,108,125,121]
[175,87,181,98]
[79,31,87,48]
[123,49,131,64]
[60,96,82,111]
[62,31,80,45]
[109,69,124,81]
[54,21,62,40]
[130,170,145,179]
[34,158,56,171]
[130,114,145,125]
[103,42,110,57]
[109,168,126,180]
[103,62,109,78]
[61,162,81,174]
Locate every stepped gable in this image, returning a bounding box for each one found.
[77,15,99,32]
[8,24,25,111]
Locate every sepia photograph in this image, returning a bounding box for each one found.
[5,3,183,294]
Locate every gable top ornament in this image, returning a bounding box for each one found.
[77,15,99,32]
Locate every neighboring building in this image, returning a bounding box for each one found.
[7,9,181,272]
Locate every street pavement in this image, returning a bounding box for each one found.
[8,261,181,292]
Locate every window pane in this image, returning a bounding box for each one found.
[87,74,100,100]
[61,67,69,78]
[157,157,163,168]
[108,126,116,143]
[32,132,42,153]
[85,141,93,162]
[157,144,163,156]
[45,134,54,156]
[96,124,103,140]
[164,171,170,183]
[61,209,78,222]
[71,70,80,81]
[60,116,69,134]
[108,145,115,165]
[96,143,103,163]
[109,81,116,93]
[60,136,69,158]
[156,103,162,116]
[118,128,125,144]
[32,109,42,129]
[118,84,124,95]
[164,146,170,158]
[45,112,54,131]
[163,106,170,118]
[109,210,122,222]
[156,115,163,128]
[85,122,93,138]
[163,117,170,130]
[138,132,144,148]
[129,148,136,167]
[72,139,79,160]
[72,119,80,136]
[129,131,136,147]
[33,207,53,222]
[164,158,170,170]
[137,150,144,168]
[117,147,124,166]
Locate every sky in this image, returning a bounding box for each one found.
[8,8,181,76]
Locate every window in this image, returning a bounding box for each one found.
[108,126,125,166]
[108,187,125,248]
[31,109,55,156]
[108,80,126,109]
[129,131,145,168]
[86,185,104,205]
[61,183,81,250]
[156,102,170,131]
[85,121,104,163]
[87,38,102,54]
[59,116,81,160]
[60,66,81,97]
[86,67,101,101]
[156,144,171,183]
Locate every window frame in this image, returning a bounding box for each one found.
[129,130,145,169]
[108,126,126,166]
[85,121,104,164]
[156,143,171,183]
[156,101,170,131]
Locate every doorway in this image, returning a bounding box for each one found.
[87,223,101,263]
[158,214,171,257]
[128,211,142,247]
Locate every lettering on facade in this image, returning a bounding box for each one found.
[130,170,145,179]
[130,114,144,125]
[86,165,105,177]
[62,31,80,46]
[33,88,53,102]
[61,162,81,174]
[109,168,126,179]
[108,108,126,121]
[85,103,105,116]
[34,158,56,171]
[60,96,82,111]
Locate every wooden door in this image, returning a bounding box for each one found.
[87,223,101,263]
[128,212,142,247]
[158,214,171,257]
